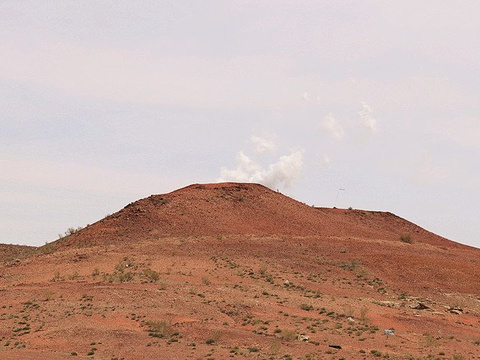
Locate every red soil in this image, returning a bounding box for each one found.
[1,182,479,359]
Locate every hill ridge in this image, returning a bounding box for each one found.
[53,182,459,250]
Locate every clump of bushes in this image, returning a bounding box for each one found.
[58,226,84,239]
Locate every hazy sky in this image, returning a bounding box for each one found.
[1,1,479,247]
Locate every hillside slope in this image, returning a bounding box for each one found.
[57,182,459,249]
[1,182,480,359]
[0,244,35,262]
[47,182,480,294]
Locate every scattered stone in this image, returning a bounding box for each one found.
[447,307,463,315]
[384,329,395,335]
[329,345,342,350]
[377,300,398,308]
[297,335,309,342]
[412,302,430,310]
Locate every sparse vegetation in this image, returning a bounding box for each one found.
[1,184,479,359]
[51,271,65,282]
[210,330,223,343]
[370,349,382,357]
[44,291,55,301]
[280,329,297,341]
[341,259,360,271]
[425,333,438,347]
[359,306,369,323]
[142,269,160,283]
[300,304,314,311]
[58,226,84,239]
[147,320,173,338]
[68,271,80,280]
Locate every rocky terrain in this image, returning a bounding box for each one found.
[1,183,479,359]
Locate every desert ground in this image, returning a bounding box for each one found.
[1,183,479,359]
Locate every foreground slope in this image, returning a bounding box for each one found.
[1,183,479,360]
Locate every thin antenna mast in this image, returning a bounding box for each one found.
[334,188,345,208]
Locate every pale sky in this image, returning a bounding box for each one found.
[1,1,479,247]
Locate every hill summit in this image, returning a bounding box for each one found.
[59,182,454,249]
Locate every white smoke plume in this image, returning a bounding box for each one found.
[358,101,378,133]
[320,113,344,140]
[219,139,303,190]
[251,135,276,155]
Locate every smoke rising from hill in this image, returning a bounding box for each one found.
[219,136,303,190]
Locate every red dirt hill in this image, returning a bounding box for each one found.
[57,182,459,249]
[2,183,480,359]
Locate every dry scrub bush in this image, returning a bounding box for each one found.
[269,339,282,354]
[359,306,369,322]
[210,330,223,342]
[147,320,173,338]
[143,269,160,282]
[280,329,297,341]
